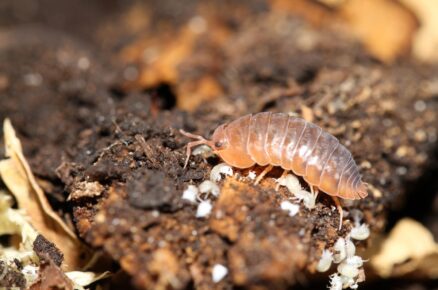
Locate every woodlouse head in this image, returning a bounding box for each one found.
[210,123,255,168]
[210,124,230,151]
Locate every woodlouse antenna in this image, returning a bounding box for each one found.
[180,129,212,169]
[180,129,208,141]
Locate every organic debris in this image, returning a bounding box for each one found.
[371,218,438,278]
[0,1,437,289]
[0,119,90,270]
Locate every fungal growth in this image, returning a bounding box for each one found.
[181,112,368,229]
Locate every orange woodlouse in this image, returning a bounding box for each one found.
[181,112,368,229]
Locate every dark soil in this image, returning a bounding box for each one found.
[0,0,437,289]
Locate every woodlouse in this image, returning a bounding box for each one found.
[181,112,368,229]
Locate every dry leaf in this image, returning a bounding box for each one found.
[177,75,223,111]
[338,0,417,63]
[0,190,39,264]
[400,0,438,63]
[0,119,90,270]
[1,190,111,289]
[371,218,438,278]
[123,28,197,88]
[66,271,112,289]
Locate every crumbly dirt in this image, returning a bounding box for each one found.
[0,1,437,290]
[0,260,27,289]
[33,235,64,267]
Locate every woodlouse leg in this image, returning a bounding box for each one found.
[183,140,208,168]
[180,129,211,169]
[311,186,319,198]
[254,165,274,185]
[275,170,289,191]
[331,196,344,230]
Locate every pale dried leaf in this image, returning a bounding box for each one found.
[66,271,112,289]
[0,119,90,270]
[400,0,438,63]
[371,218,438,278]
[338,0,417,63]
[0,190,39,264]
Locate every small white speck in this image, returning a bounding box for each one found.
[340,275,357,289]
[182,185,199,203]
[196,200,212,218]
[350,223,370,240]
[192,144,212,156]
[317,249,333,272]
[345,238,356,257]
[337,262,360,278]
[21,265,39,282]
[212,264,228,283]
[345,256,365,268]
[328,273,343,290]
[280,201,300,217]
[295,189,317,209]
[247,171,257,180]
[333,237,347,263]
[210,163,233,182]
[277,174,301,194]
[199,180,221,197]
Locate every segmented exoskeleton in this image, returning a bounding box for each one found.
[181,112,368,229]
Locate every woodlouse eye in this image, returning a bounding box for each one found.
[215,141,223,148]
